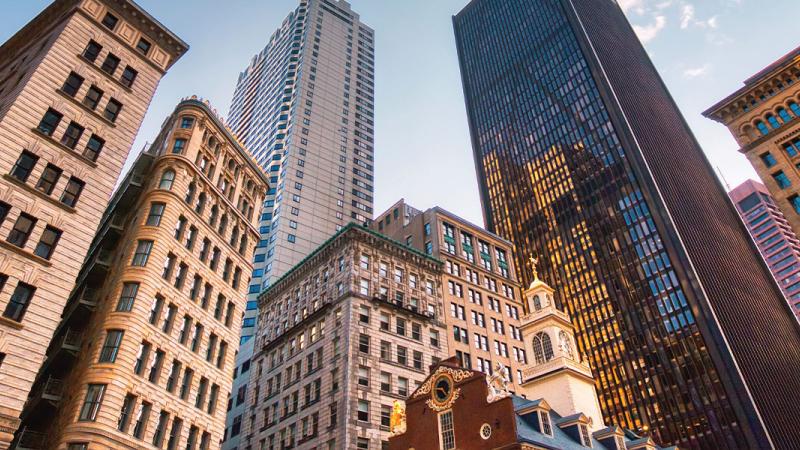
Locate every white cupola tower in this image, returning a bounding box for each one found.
[519,257,606,431]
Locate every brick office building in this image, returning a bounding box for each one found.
[15,98,267,449]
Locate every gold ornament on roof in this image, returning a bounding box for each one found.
[529,256,540,280]
[389,400,407,436]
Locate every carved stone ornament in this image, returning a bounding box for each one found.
[486,362,512,403]
[413,365,474,399]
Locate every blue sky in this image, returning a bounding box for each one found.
[1,0,797,227]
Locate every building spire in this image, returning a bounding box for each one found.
[529,255,539,281]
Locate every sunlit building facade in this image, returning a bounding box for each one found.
[454,0,800,448]
[224,1,375,446]
[729,179,800,316]
[0,1,186,447]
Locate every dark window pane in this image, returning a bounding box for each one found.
[37,108,63,136]
[83,40,102,62]
[100,53,120,75]
[3,282,35,322]
[10,151,39,182]
[35,164,61,194]
[83,85,104,110]
[60,177,85,207]
[34,225,62,260]
[136,38,152,55]
[121,66,138,88]
[104,99,122,123]
[60,122,84,149]
[101,12,118,30]
[83,134,104,161]
[7,213,36,248]
[62,72,84,96]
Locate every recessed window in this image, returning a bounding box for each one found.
[116,282,139,312]
[83,134,104,162]
[3,282,35,322]
[98,329,124,362]
[36,164,61,195]
[288,234,296,243]
[579,423,592,447]
[62,72,84,96]
[78,384,106,421]
[82,40,102,62]
[60,121,84,149]
[539,410,552,436]
[101,12,119,30]
[100,53,120,75]
[159,170,175,190]
[37,108,63,136]
[7,213,36,248]
[60,176,85,207]
[172,138,186,154]
[760,152,777,168]
[103,98,122,123]
[34,225,61,260]
[10,151,39,183]
[146,202,166,226]
[136,38,152,55]
[83,85,104,110]
[120,66,138,88]
[180,117,194,128]
[131,240,154,266]
[773,170,792,189]
[357,400,369,422]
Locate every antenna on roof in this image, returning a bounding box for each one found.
[716,166,731,191]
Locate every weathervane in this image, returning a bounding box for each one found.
[529,256,539,281]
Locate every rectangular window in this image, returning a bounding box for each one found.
[78,384,106,421]
[117,393,136,432]
[7,213,36,248]
[439,411,456,450]
[3,282,35,322]
[357,400,369,422]
[34,225,61,260]
[165,359,181,392]
[10,150,39,182]
[152,410,169,447]
[132,401,151,439]
[98,329,124,362]
[35,163,62,194]
[62,72,84,96]
[180,117,195,128]
[133,341,151,375]
[103,98,122,123]
[540,410,552,436]
[132,240,154,266]
[179,368,194,400]
[773,170,791,189]
[148,349,165,383]
[120,66,138,88]
[83,85,103,110]
[136,38,152,55]
[172,138,186,153]
[100,53,120,75]
[116,282,139,312]
[358,334,370,353]
[60,121,84,149]
[146,202,166,226]
[166,417,182,450]
[101,12,118,30]
[82,40,102,62]
[60,176,85,207]
[83,134,104,161]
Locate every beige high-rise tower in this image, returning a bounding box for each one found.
[0,1,186,447]
[15,98,268,449]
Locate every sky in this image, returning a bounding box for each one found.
[1,0,798,227]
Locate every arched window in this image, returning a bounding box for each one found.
[533,295,542,311]
[195,192,207,215]
[218,214,228,235]
[756,121,770,136]
[790,102,800,117]
[209,204,219,226]
[766,114,781,130]
[532,332,554,364]
[558,331,574,359]
[778,108,792,123]
[184,181,196,204]
[159,170,175,190]
[230,226,240,247]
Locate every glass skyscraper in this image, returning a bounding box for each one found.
[223,1,374,447]
[454,0,800,448]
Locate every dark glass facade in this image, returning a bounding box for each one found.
[454,0,800,448]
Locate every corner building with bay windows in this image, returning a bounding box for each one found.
[14,99,268,450]
[0,1,186,446]
[374,200,528,393]
[241,224,446,450]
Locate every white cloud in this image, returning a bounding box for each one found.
[680,4,694,28]
[633,15,667,43]
[683,64,711,78]
[618,0,645,14]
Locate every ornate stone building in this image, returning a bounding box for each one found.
[14,98,268,449]
[388,273,675,450]
[374,200,528,392]
[0,1,186,446]
[241,224,446,449]
[705,46,800,238]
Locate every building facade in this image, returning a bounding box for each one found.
[14,99,268,449]
[454,0,800,448]
[704,46,800,239]
[224,1,375,445]
[729,179,800,316]
[240,224,446,450]
[374,200,529,392]
[0,1,185,446]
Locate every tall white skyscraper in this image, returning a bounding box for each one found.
[222,1,374,447]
